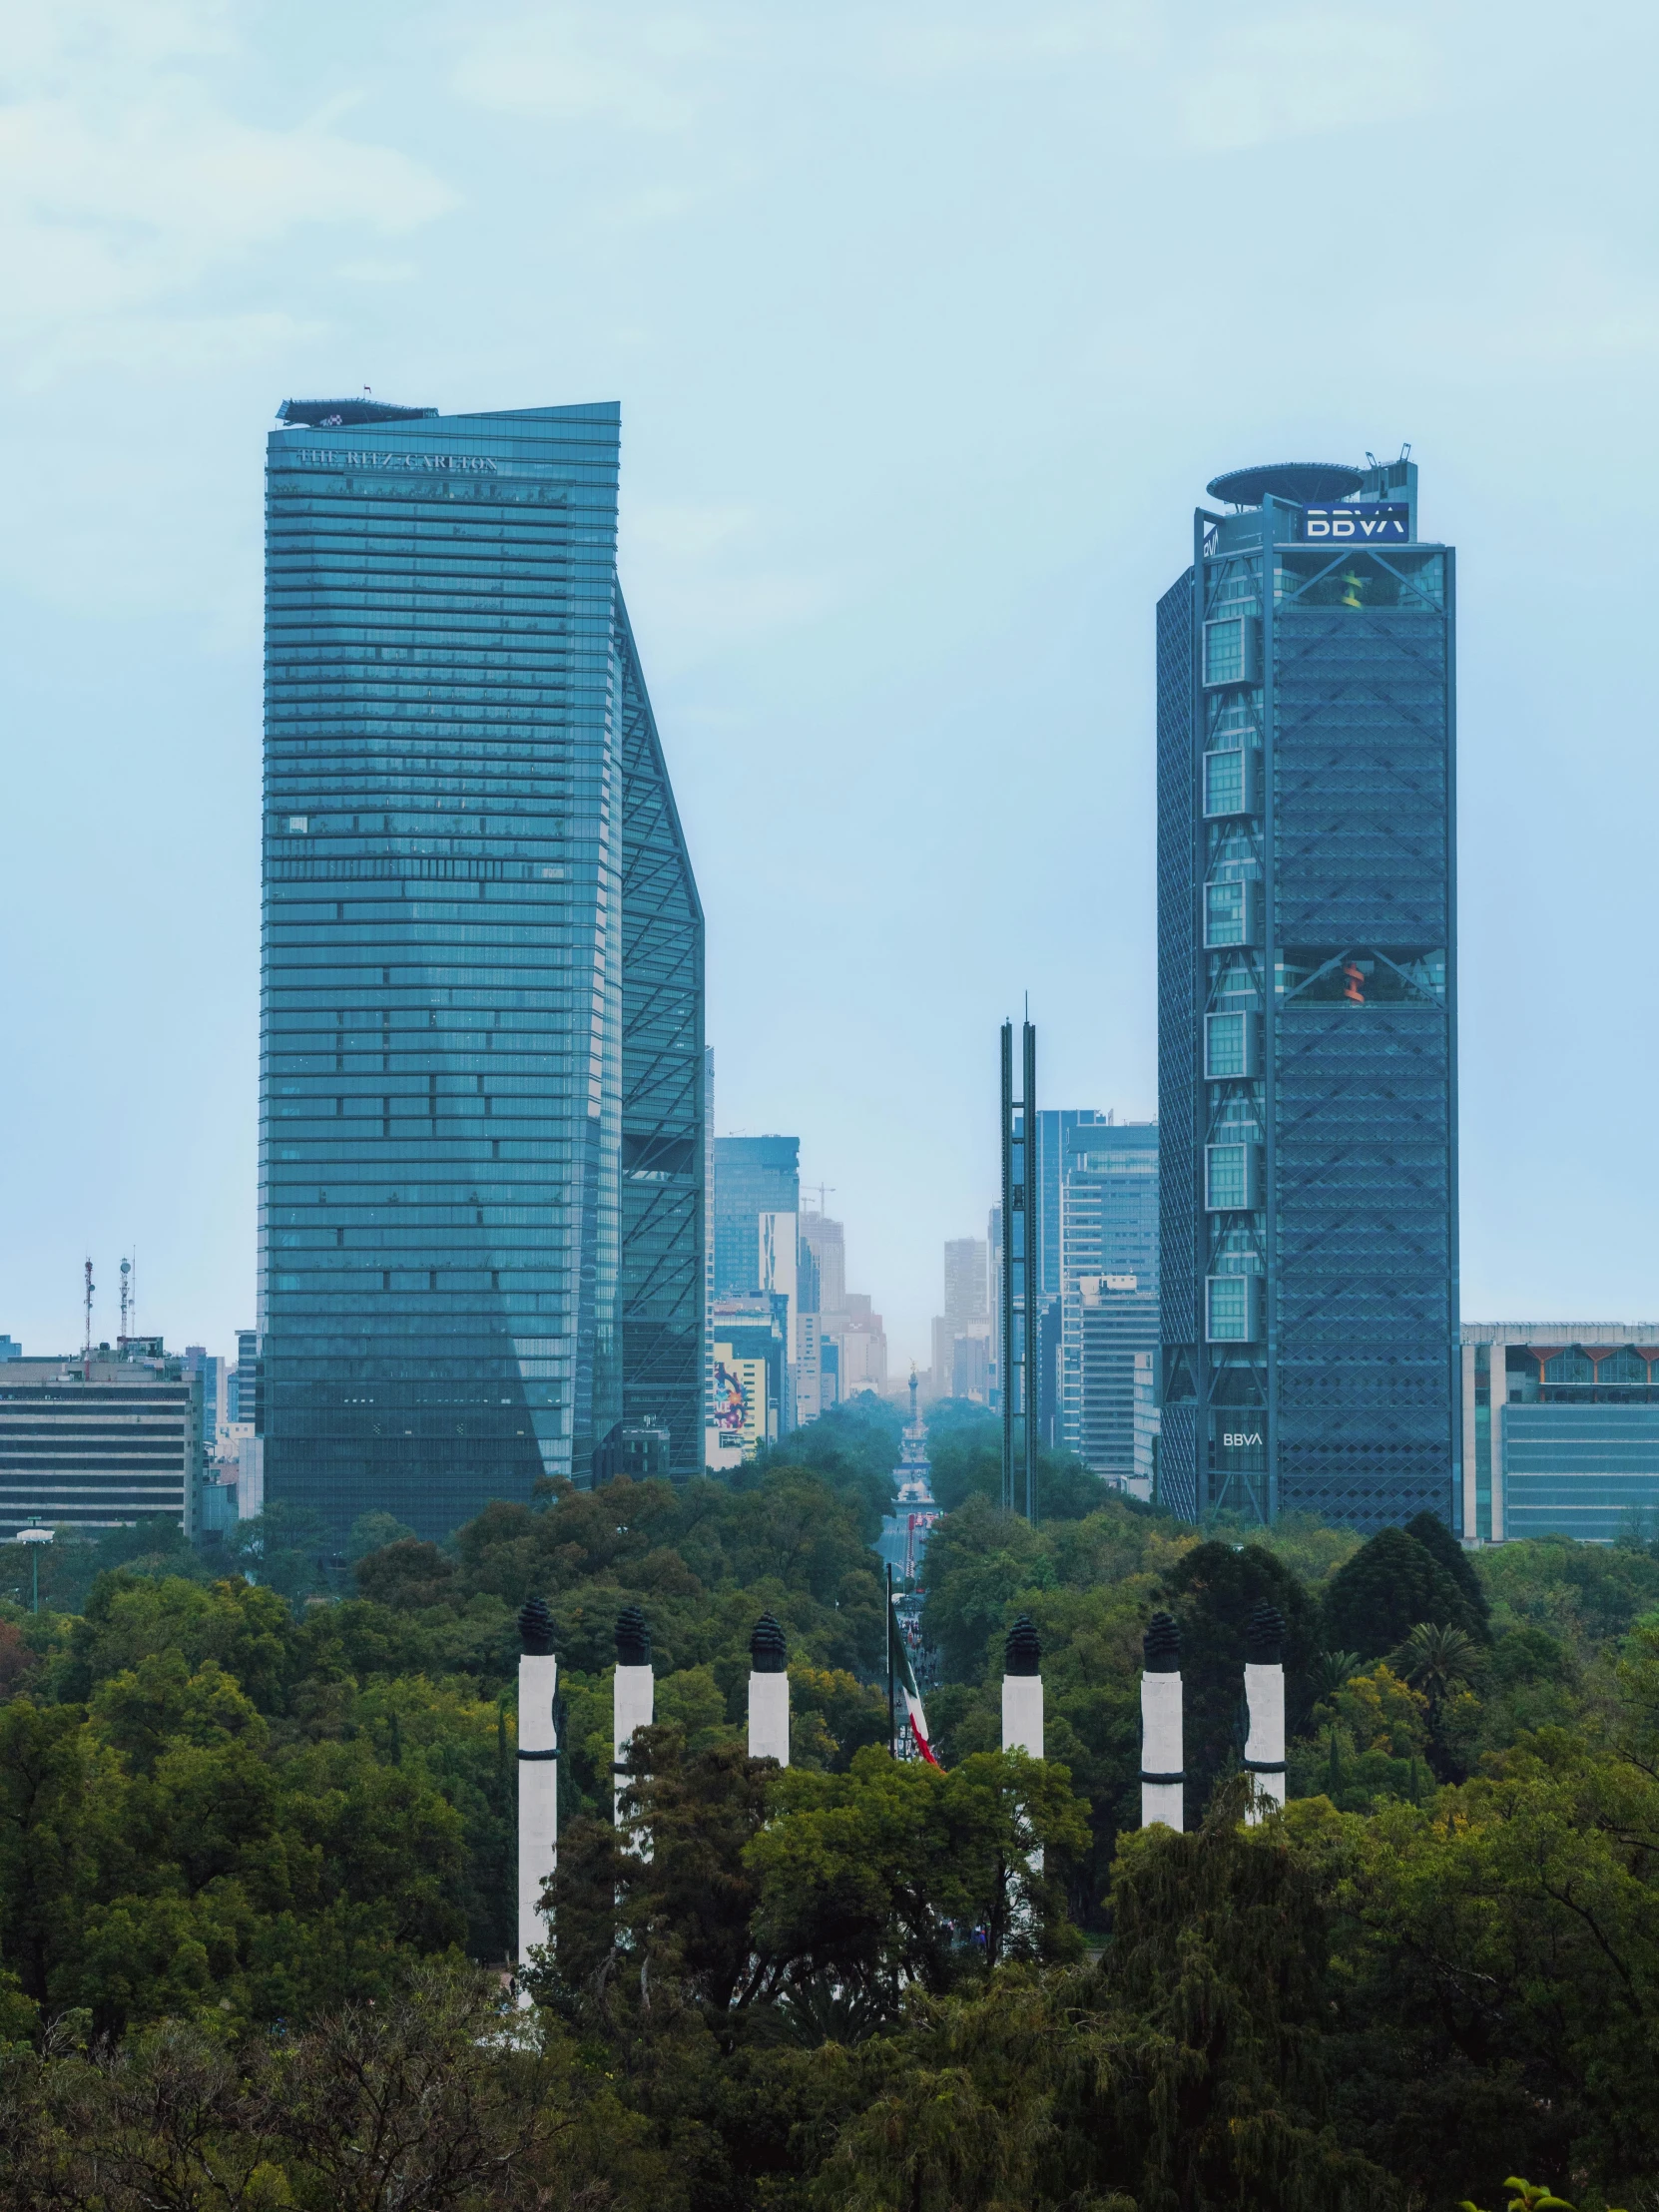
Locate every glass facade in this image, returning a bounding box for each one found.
[1158,458,1458,1530]
[712,1137,800,1295]
[1057,1121,1160,1476]
[260,400,703,1538]
[1503,1406,1659,1543]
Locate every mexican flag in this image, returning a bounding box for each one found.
[889,1596,939,1766]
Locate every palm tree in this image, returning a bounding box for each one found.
[1397,1620,1477,1707]
[1311,1648,1364,1702]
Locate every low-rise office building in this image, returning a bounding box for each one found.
[0,1343,204,1540]
[1461,1323,1659,1544]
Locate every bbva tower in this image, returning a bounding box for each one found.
[1156,457,1458,1534]
[258,399,704,1538]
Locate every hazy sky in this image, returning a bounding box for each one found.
[3,0,1657,1369]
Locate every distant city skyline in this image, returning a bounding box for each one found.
[6,6,1659,1374]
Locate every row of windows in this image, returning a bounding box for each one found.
[268,969,581,992]
[271,1281,571,1311]
[271,923,576,949]
[275,1142,575,1164]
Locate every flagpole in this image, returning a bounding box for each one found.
[886,1563,894,1757]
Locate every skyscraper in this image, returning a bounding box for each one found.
[713,1138,800,1295]
[932,1237,990,1402]
[261,398,703,1536]
[1059,1121,1159,1481]
[1157,457,1457,1532]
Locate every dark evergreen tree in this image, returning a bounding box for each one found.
[1323,1525,1477,1660]
[1404,1507,1491,1639]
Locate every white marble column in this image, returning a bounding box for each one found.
[516,1597,559,1985]
[1140,1611,1184,1831]
[613,1603,654,1855]
[748,1612,790,1765]
[1243,1600,1287,1823]
[1001,1612,1044,1757]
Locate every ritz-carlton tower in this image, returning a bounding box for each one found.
[258,400,704,1537]
[1156,458,1458,1533]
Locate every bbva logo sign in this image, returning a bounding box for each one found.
[1302,502,1408,541]
[1222,1430,1264,1448]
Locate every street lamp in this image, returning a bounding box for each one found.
[16,1521,53,1613]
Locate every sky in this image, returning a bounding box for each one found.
[3,0,1658,1370]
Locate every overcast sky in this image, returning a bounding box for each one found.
[3,0,1657,1368]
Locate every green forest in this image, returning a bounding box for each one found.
[3,1394,1658,2211]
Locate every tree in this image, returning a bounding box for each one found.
[1395,1619,1481,1779]
[346,1509,417,1562]
[1404,1508,1491,1639]
[1323,1526,1478,1660]
[354,1538,458,1610]
[748,1745,1087,2001]
[227,1505,331,1605]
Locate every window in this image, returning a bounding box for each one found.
[1203,748,1260,819]
[1206,1142,1262,1212]
[1543,1350,1594,1385]
[285,815,309,833]
[1204,615,1259,688]
[1204,878,1260,949]
[1596,1348,1649,1387]
[1205,1011,1260,1081]
[1206,1274,1262,1344]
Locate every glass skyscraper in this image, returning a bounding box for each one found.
[1157,457,1457,1532]
[260,398,703,1537]
[712,1136,800,1296]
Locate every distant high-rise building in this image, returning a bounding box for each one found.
[182,1347,229,1455]
[708,1293,788,1467]
[836,1293,888,1399]
[933,1236,991,1403]
[1158,456,1457,1531]
[800,1214,844,1316]
[260,398,703,1537]
[714,1137,800,1295]
[803,1213,849,1410]
[1059,1122,1159,1480]
[0,1342,204,1540]
[1064,1275,1159,1485]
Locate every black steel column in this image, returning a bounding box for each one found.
[999,1015,1039,1522]
[1000,1022,1015,1513]
[1023,1019,1039,1522]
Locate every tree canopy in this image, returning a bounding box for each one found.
[5,1409,1659,2210]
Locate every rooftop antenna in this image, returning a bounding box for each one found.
[1399,441,1411,460]
[82,1257,95,1381]
[1365,451,1378,469]
[119,1256,131,1343]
